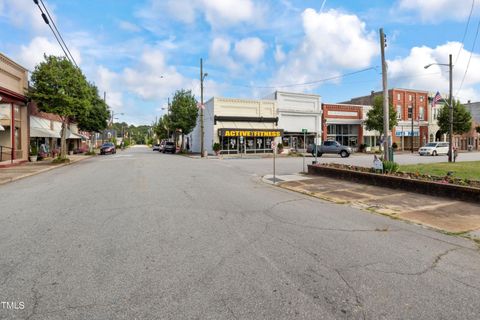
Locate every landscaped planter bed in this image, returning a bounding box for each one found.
[308,163,480,203]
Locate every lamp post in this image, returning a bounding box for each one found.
[424,54,453,162]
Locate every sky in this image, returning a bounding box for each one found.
[1,0,480,125]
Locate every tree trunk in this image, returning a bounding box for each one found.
[60,119,68,159]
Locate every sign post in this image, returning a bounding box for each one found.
[271,141,277,183]
[302,129,307,173]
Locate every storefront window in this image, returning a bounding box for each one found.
[327,124,360,147]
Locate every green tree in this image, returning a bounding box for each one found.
[77,83,110,133]
[365,95,398,132]
[169,89,198,151]
[154,115,171,140]
[437,100,472,134]
[28,55,91,158]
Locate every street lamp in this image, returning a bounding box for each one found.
[424,54,453,162]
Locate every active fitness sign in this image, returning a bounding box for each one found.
[218,129,283,138]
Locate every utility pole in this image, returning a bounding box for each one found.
[380,28,390,161]
[200,58,205,157]
[448,54,453,163]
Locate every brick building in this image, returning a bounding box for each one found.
[345,88,429,150]
[322,103,364,147]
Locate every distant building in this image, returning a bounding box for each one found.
[344,88,429,151]
[458,101,480,150]
[0,53,29,164]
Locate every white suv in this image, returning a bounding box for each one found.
[418,142,449,156]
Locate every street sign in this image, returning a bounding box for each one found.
[302,128,308,133]
[271,141,277,150]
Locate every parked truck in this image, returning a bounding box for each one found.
[307,140,353,158]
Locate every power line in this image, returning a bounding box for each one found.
[33,0,78,68]
[232,66,378,89]
[39,0,78,68]
[456,16,480,96]
[455,0,475,66]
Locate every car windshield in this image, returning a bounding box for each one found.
[166,142,174,146]
[425,143,437,147]
[102,143,114,147]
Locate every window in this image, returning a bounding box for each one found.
[408,106,413,119]
[397,93,401,101]
[396,105,402,120]
[420,96,424,102]
[419,107,424,120]
[408,95,412,102]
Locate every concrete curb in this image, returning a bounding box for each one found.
[0,156,93,186]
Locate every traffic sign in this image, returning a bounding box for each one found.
[301,128,308,133]
[271,141,277,150]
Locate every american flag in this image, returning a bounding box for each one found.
[432,91,442,107]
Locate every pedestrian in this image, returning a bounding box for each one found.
[453,146,458,162]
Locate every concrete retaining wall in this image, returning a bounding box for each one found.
[307,165,480,204]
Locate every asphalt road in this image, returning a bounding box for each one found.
[1,146,479,319]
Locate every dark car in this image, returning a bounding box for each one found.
[100,142,116,155]
[309,141,352,158]
[163,141,176,154]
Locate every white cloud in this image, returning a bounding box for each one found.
[274,44,287,63]
[209,37,239,71]
[234,37,266,64]
[272,8,378,89]
[118,20,141,33]
[136,0,259,28]
[387,42,480,101]
[17,36,82,70]
[0,0,56,35]
[203,0,255,27]
[396,0,479,23]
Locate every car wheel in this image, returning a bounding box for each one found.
[432,151,437,156]
[340,150,349,158]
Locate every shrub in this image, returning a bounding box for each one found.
[358,143,367,152]
[212,142,221,152]
[52,157,71,164]
[30,145,38,156]
[392,142,398,150]
[382,160,399,173]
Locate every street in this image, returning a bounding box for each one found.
[1,146,479,319]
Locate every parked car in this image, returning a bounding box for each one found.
[152,144,160,151]
[163,141,176,154]
[100,142,116,155]
[418,142,449,156]
[309,141,352,158]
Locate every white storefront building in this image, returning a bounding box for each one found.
[190,97,282,155]
[266,91,322,151]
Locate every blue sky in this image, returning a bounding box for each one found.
[1,0,480,125]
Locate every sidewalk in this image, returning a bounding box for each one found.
[0,154,92,185]
[266,173,480,239]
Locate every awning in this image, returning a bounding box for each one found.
[30,127,61,138]
[67,132,84,140]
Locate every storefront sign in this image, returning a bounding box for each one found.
[218,129,283,138]
[396,130,419,137]
[328,111,358,117]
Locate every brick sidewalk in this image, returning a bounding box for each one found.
[276,174,480,236]
[0,155,92,185]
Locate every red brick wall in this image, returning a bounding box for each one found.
[322,103,363,142]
